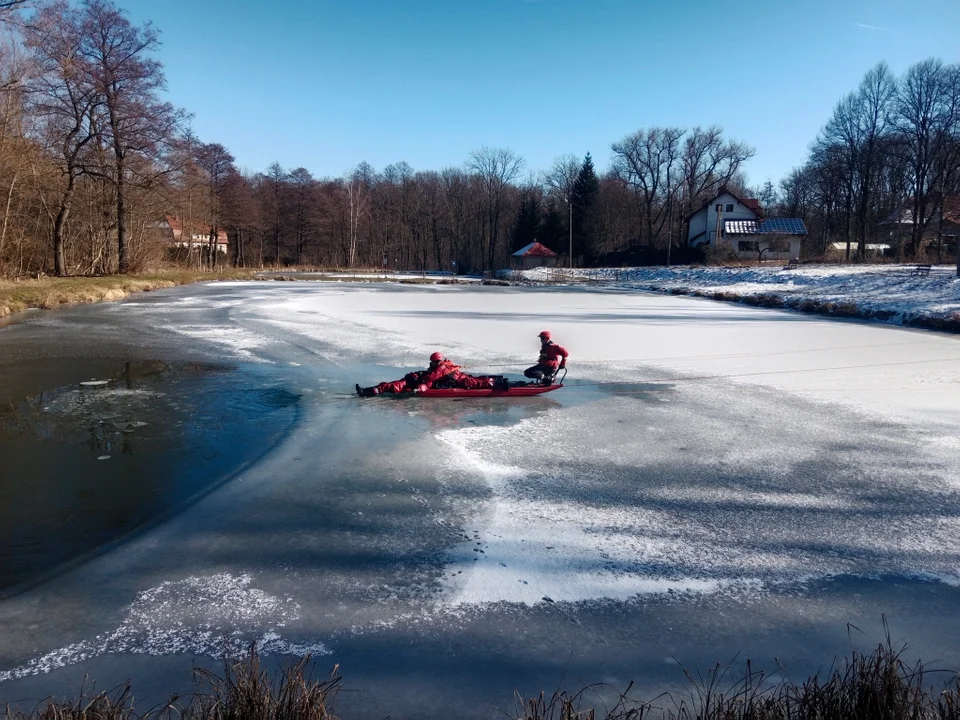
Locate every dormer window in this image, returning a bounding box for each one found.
[726,204,734,212]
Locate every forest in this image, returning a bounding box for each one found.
[0,0,958,276]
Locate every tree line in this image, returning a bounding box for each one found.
[0,0,957,277]
[773,60,960,262]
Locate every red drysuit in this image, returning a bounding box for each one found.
[537,341,569,371]
[416,359,495,392]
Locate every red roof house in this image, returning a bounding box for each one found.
[511,242,559,270]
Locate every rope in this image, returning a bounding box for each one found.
[564,355,960,388]
[470,339,937,369]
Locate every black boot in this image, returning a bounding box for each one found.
[356,384,363,397]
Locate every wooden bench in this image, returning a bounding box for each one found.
[911,264,932,277]
[782,258,799,270]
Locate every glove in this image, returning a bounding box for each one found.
[415,384,426,393]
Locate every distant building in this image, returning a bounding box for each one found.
[512,241,559,270]
[687,187,806,261]
[155,215,228,254]
[828,242,890,258]
[877,197,959,255]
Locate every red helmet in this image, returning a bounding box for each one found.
[429,351,444,362]
[538,330,551,340]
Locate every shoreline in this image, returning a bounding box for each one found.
[0,270,259,320]
[0,269,473,324]
[638,281,960,333]
[3,265,959,335]
[517,264,960,334]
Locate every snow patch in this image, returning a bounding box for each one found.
[0,574,330,683]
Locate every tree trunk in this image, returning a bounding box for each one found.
[0,169,17,263]
[52,172,78,276]
[115,148,128,272]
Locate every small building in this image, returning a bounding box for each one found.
[512,241,558,270]
[723,218,808,261]
[827,242,890,259]
[155,215,228,254]
[687,187,806,260]
[877,198,959,256]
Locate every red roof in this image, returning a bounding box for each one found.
[742,199,765,217]
[512,241,558,257]
[163,215,228,244]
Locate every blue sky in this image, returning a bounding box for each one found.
[116,0,960,188]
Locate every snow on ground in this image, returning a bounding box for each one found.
[520,264,960,330]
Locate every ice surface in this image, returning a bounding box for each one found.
[3,280,960,716]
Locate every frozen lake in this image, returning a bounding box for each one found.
[1,281,959,719]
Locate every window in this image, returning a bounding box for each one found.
[738,241,759,252]
[715,204,723,212]
[726,203,734,212]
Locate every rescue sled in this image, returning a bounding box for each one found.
[409,367,566,398]
[416,382,562,398]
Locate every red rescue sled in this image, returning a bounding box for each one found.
[417,383,562,398]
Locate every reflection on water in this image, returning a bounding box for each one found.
[0,361,299,595]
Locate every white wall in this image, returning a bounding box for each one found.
[687,192,758,246]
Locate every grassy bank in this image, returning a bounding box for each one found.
[0,270,258,318]
[4,638,960,720]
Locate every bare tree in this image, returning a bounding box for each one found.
[611,127,684,248]
[681,126,754,226]
[220,168,258,268]
[853,63,896,259]
[197,142,233,268]
[344,163,371,268]
[466,146,523,270]
[80,0,181,272]
[0,26,34,269]
[23,0,98,275]
[288,167,313,265]
[895,58,954,257]
[263,161,286,266]
[542,153,579,201]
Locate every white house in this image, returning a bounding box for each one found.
[687,187,806,261]
[155,215,228,254]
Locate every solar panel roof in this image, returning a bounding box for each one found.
[759,218,807,234]
[723,218,807,235]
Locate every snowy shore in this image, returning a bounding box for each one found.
[518,264,960,333]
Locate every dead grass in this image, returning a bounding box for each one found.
[5,633,960,720]
[0,269,257,318]
[2,646,340,720]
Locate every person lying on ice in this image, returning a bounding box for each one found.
[524,330,568,385]
[356,352,509,397]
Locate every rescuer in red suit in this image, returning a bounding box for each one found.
[524,330,568,385]
[357,352,503,397]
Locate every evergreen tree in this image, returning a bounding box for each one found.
[538,201,566,254]
[510,192,541,252]
[571,153,600,264]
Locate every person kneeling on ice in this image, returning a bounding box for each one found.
[524,330,568,385]
[356,352,508,397]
